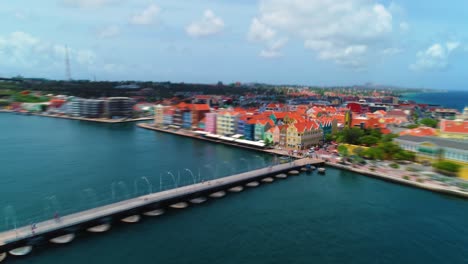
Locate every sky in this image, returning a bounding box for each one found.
[0,0,468,90]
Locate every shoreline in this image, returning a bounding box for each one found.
[137,123,297,157]
[2,111,154,123]
[139,123,468,199]
[326,163,468,199]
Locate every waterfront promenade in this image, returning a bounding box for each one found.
[138,123,297,157]
[0,158,320,251]
[0,110,153,123]
[32,113,154,123]
[325,161,468,199]
[139,123,468,199]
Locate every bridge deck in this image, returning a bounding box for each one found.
[0,158,322,246]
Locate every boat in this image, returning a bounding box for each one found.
[9,246,32,256]
[209,191,226,198]
[246,181,259,187]
[170,202,188,209]
[288,170,299,175]
[228,186,243,192]
[0,252,6,262]
[190,197,207,204]
[50,234,75,244]
[261,177,274,183]
[275,173,287,179]
[87,224,111,233]
[143,209,165,216]
[121,215,140,223]
[318,167,326,173]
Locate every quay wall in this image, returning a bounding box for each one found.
[326,162,468,199]
[0,160,319,252]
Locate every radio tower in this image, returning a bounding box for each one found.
[65,45,72,81]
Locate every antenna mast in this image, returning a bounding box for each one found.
[65,45,72,81]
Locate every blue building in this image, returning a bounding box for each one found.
[244,122,255,141]
[182,111,192,129]
[237,118,246,136]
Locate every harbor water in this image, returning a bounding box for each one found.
[1,114,467,264]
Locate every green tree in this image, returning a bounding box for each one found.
[342,127,365,145]
[337,145,349,157]
[394,150,416,161]
[360,135,379,146]
[406,124,419,129]
[353,147,365,157]
[363,147,384,160]
[432,161,461,175]
[366,128,382,139]
[419,118,438,128]
[325,133,335,143]
[378,141,401,160]
[382,133,398,143]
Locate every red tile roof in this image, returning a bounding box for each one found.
[440,120,468,134]
[191,104,210,111]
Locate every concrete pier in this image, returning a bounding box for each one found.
[0,158,323,256]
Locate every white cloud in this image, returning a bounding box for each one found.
[97,25,120,38]
[260,38,288,58]
[410,42,461,71]
[103,63,125,73]
[0,31,96,75]
[382,47,403,55]
[399,22,409,31]
[446,41,460,53]
[186,9,224,38]
[61,0,116,9]
[248,18,276,42]
[14,12,28,20]
[248,0,398,68]
[76,50,96,65]
[130,3,160,25]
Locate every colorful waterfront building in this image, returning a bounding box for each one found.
[254,119,274,141]
[272,125,282,144]
[286,121,323,150]
[198,117,206,131]
[182,111,192,129]
[191,104,210,128]
[154,104,166,126]
[264,128,274,145]
[279,125,288,148]
[439,119,468,140]
[173,103,190,127]
[216,110,239,136]
[163,107,175,125]
[244,119,256,140]
[394,135,468,178]
[204,112,217,134]
[237,116,248,136]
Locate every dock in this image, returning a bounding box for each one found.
[3,111,154,123]
[0,158,323,260]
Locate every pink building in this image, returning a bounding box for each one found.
[272,125,282,144]
[204,112,217,134]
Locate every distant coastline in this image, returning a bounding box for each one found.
[401,90,467,111]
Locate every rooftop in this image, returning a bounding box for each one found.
[395,135,468,151]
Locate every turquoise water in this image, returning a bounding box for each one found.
[1,114,468,264]
[403,91,468,111]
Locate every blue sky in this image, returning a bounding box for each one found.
[0,0,467,89]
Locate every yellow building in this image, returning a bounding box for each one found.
[395,135,468,178]
[154,104,166,126]
[216,110,239,136]
[286,121,323,150]
[439,119,468,140]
